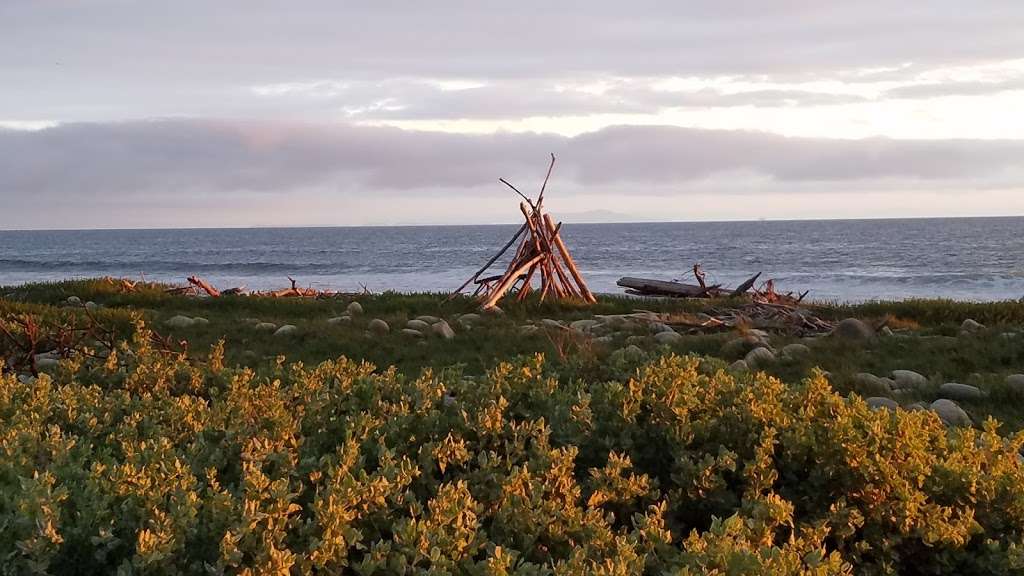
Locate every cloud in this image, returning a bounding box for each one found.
[2,120,1021,206]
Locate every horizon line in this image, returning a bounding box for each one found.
[2,213,1023,233]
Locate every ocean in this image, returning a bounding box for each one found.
[2,217,1023,302]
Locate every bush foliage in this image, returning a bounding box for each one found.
[2,319,1024,574]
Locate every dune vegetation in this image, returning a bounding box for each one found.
[2,279,1024,574]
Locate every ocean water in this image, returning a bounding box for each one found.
[2,217,1023,302]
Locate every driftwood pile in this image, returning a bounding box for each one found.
[452,155,596,309]
[618,264,808,306]
[165,276,340,299]
[627,301,833,336]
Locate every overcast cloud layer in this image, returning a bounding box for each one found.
[1,1,1023,227]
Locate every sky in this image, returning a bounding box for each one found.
[2,1,1023,229]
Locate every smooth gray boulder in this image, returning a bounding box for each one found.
[1007,374,1024,392]
[960,319,985,333]
[891,370,928,390]
[519,325,539,335]
[432,320,456,340]
[416,315,441,324]
[254,322,278,332]
[327,316,351,325]
[780,343,811,359]
[192,317,209,325]
[592,336,614,345]
[401,328,424,338]
[744,347,776,369]
[728,360,749,373]
[938,382,984,401]
[721,334,768,357]
[458,313,481,325]
[832,318,874,341]
[649,322,674,334]
[346,301,364,315]
[368,319,390,336]
[85,301,99,311]
[66,296,81,305]
[930,399,972,427]
[570,319,601,332]
[406,319,431,331]
[653,330,682,345]
[541,318,564,328]
[854,373,892,396]
[866,397,899,411]
[165,315,194,329]
[273,325,298,337]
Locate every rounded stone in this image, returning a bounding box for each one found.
[273,325,298,337]
[866,397,899,411]
[728,359,749,373]
[938,382,984,401]
[744,347,776,369]
[254,322,278,332]
[416,315,440,324]
[930,399,972,427]
[1007,374,1024,392]
[368,318,390,336]
[401,328,424,338]
[960,319,985,333]
[612,344,647,363]
[832,318,874,341]
[541,319,564,328]
[346,301,364,315]
[570,319,601,332]
[406,319,431,331]
[432,320,456,340]
[721,334,768,357]
[519,325,539,335]
[653,330,682,344]
[192,316,209,325]
[85,301,99,311]
[853,373,892,396]
[165,315,195,329]
[891,370,928,390]
[327,316,351,325]
[780,343,811,359]
[458,313,481,325]
[66,296,81,305]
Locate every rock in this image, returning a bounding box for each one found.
[192,317,209,325]
[165,315,194,329]
[432,320,456,340]
[541,319,564,328]
[653,330,683,345]
[254,322,278,332]
[612,344,647,363]
[1007,374,1024,392]
[368,319,390,336]
[866,397,899,411]
[625,335,647,345]
[649,322,674,334]
[273,325,298,337]
[592,336,614,346]
[458,313,481,326]
[34,355,60,371]
[780,343,810,359]
[832,318,874,341]
[416,315,440,324]
[483,306,504,316]
[570,319,601,332]
[891,370,928,390]
[519,325,539,335]
[880,326,894,337]
[401,328,425,338]
[938,382,984,401]
[728,360,749,373]
[854,373,892,396]
[85,301,98,311]
[930,399,972,427]
[960,319,985,334]
[327,316,351,325]
[905,402,928,412]
[721,334,768,357]
[406,319,431,331]
[18,374,36,384]
[744,347,776,369]
[66,296,81,305]
[346,302,364,315]
[241,317,261,325]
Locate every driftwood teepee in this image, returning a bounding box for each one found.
[452,155,596,309]
[452,151,598,305]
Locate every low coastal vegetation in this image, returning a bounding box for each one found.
[2,279,1024,573]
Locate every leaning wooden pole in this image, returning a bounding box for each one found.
[543,214,596,303]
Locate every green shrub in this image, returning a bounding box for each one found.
[1,319,1023,574]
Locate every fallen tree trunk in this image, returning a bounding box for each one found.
[617,277,725,298]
